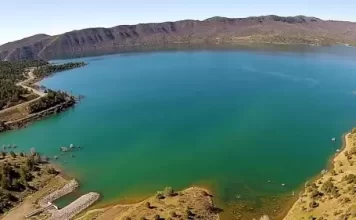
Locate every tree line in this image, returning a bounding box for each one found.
[33,62,86,78]
[27,89,74,114]
[0,150,56,213]
[0,60,84,111]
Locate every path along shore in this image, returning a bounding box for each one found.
[0,68,46,116]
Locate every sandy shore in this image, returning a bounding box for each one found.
[284,131,356,219]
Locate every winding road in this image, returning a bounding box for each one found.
[0,68,47,116]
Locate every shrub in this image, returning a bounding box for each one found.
[156,192,164,200]
[19,166,31,181]
[345,151,349,157]
[350,147,356,156]
[46,167,58,175]
[321,178,339,198]
[33,153,42,163]
[30,148,36,156]
[343,197,351,203]
[164,186,175,197]
[170,211,177,217]
[19,152,24,157]
[185,209,193,218]
[25,156,35,171]
[154,215,160,220]
[352,128,356,134]
[342,174,356,184]
[145,201,150,209]
[309,200,319,208]
[0,151,5,158]
[309,188,324,199]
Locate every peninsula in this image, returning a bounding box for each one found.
[0,60,86,133]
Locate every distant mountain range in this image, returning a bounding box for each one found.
[1,15,356,61]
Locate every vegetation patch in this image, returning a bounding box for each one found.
[0,149,58,213]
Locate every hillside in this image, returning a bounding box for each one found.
[1,15,356,61]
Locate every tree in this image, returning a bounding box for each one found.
[0,175,10,190]
[145,201,151,209]
[0,189,13,213]
[9,151,16,158]
[19,166,31,181]
[25,157,35,171]
[34,154,42,163]
[30,148,36,156]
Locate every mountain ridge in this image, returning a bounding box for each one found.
[2,15,356,61]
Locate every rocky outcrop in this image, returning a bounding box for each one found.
[1,15,356,61]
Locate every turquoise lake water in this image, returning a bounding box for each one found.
[1,46,356,215]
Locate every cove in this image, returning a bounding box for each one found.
[1,46,356,215]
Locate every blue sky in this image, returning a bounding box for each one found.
[1,0,355,45]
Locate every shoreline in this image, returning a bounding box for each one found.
[279,132,349,219]
[26,40,356,62]
[283,130,356,219]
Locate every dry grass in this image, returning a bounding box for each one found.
[77,187,220,220]
[284,132,356,220]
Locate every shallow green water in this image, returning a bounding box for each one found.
[2,46,356,210]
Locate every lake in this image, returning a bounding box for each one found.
[1,46,356,218]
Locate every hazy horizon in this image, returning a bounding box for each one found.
[1,0,356,45]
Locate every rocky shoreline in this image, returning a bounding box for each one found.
[0,98,76,133]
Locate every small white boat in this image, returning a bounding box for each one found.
[331,137,336,142]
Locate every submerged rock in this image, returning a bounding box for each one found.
[60,147,69,152]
